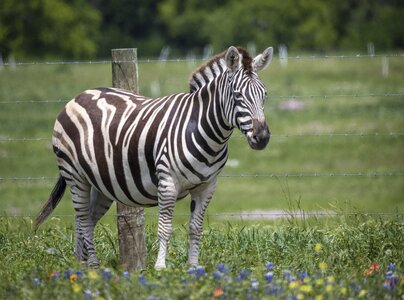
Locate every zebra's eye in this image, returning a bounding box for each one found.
[234,91,243,99]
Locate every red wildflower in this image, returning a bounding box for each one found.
[212,287,224,297]
[364,263,380,276]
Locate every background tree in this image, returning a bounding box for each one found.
[0,0,101,59]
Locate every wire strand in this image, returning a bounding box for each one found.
[2,53,403,67]
[1,172,403,182]
[1,92,403,105]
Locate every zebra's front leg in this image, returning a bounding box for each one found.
[155,177,178,270]
[188,178,217,267]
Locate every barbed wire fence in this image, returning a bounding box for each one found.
[0,52,403,219]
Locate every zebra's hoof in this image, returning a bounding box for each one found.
[87,255,100,269]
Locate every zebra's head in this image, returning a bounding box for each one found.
[225,46,273,150]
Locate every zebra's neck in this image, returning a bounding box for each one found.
[189,57,227,93]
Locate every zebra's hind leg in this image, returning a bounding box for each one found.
[155,176,178,270]
[188,178,217,267]
[70,181,100,268]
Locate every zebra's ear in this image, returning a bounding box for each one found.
[253,47,273,72]
[225,46,241,73]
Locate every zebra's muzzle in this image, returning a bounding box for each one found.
[247,120,270,150]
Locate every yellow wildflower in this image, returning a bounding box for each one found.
[88,270,99,280]
[315,295,324,300]
[72,283,81,293]
[318,262,328,271]
[314,243,322,252]
[326,285,333,293]
[326,276,335,284]
[358,290,367,298]
[340,287,347,295]
[289,281,299,289]
[315,278,324,286]
[69,274,77,282]
[300,284,312,294]
[297,293,304,300]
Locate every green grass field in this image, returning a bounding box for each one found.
[0,54,403,298]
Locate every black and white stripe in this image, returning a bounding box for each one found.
[35,46,273,269]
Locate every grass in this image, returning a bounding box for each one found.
[0,54,403,298]
[0,56,403,216]
[0,216,403,299]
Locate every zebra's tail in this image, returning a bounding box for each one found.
[34,175,67,230]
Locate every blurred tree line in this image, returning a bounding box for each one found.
[0,0,403,59]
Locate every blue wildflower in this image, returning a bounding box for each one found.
[64,269,73,279]
[388,262,395,271]
[188,267,196,275]
[299,271,308,281]
[237,269,251,282]
[217,263,229,274]
[76,270,83,278]
[282,270,291,281]
[196,266,206,277]
[265,262,274,270]
[122,271,130,278]
[33,278,40,286]
[138,274,148,286]
[251,278,259,290]
[102,268,112,280]
[213,271,222,280]
[264,271,274,283]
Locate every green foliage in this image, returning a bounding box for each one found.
[1,0,403,59]
[0,0,101,59]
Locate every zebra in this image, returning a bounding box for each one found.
[34,46,273,270]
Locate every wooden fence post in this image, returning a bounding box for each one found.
[111,48,146,271]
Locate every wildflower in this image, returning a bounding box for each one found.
[300,284,312,294]
[237,269,251,282]
[196,266,206,277]
[265,261,274,270]
[217,263,229,274]
[388,262,396,271]
[69,274,78,283]
[49,271,60,281]
[314,244,322,252]
[325,285,333,293]
[315,278,324,286]
[188,267,196,275]
[88,270,99,280]
[289,280,299,289]
[299,271,309,282]
[33,278,40,286]
[318,262,328,271]
[123,271,130,278]
[296,293,304,299]
[315,295,323,300]
[326,276,335,284]
[283,270,292,281]
[102,269,112,280]
[340,287,347,295]
[76,270,83,278]
[72,283,81,293]
[251,278,259,290]
[213,271,221,280]
[364,262,380,276]
[65,269,74,279]
[138,274,148,286]
[264,271,274,283]
[212,287,224,297]
[358,289,367,298]
[385,249,392,256]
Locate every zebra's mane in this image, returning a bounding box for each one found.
[189,47,253,93]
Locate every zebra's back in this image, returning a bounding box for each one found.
[52,87,222,207]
